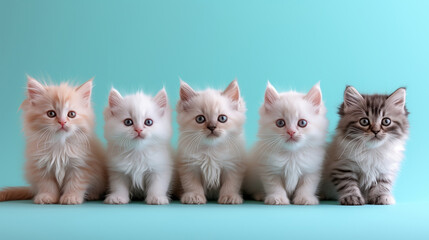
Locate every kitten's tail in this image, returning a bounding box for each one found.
[0,187,33,201]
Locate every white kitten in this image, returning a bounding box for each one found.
[103,88,173,205]
[244,82,328,205]
[176,80,246,204]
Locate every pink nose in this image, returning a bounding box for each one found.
[58,121,67,126]
[287,130,295,137]
[135,129,143,134]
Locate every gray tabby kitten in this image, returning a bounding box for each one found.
[321,86,409,205]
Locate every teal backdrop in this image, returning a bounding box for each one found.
[1,0,428,239]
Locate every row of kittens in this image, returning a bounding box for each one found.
[0,76,409,205]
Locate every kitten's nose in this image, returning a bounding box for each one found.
[135,129,143,134]
[287,130,295,137]
[207,125,216,132]
[372,129,380,135]
[58,121,67,126]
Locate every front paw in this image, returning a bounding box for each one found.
[104,194,130,204]
[293,194,319,205]
[340,195,365,206]
[264,194,290,205]
[181,192,207,204]
[368,195,395,205]
[218,193,243,204]
[146,195,169,205]
[34,193,58,204]
[59,194,84,205]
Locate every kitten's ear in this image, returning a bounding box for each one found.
[154,88,168,109]
[387,87,406,110]
[179,79,197,102]
[264,82,279,107]
[304,82,322,109]
[222,79,240,102]
[343,86,364,110]
[27,75,45,102]
[76,78,93,106]
[108,88,123,108]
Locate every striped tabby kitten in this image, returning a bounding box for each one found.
[322,86,409,205]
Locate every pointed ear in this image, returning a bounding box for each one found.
[222,79,240,102]
[154,88,168,109]
[387,87,406,110]
[108,88,123,108]
[179,79,197,102]
[344,86,364,110]
[264,82,279,107]
[76,78,93,105]
[27,75,45,101]
[304,82,322,110]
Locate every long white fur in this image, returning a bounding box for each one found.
[103,88,173,205]
[245,82,328,205]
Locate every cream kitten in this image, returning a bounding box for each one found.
[176,80,246,204]
[103,88,173,205]
[0,77,107,204]
[244,82,328,205]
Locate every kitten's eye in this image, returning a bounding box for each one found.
[382,117,391,126]
[47,110,56,118]
[195,115,206,124]
[67,111,76,118]
[298,119,307,128]
[276,119,286,128]
[144,118,153,126]
[218,115,228,123]
[124,118,133,126]
[359,118,370,126]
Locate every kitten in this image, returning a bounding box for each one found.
[103,88,173,205]
[176,80,246,204]
[0,77,107,204]
[244,82,328,205]
[321,86,409,205]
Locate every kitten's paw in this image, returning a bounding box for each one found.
[218,193,243,204]
[146,195,169,205]
[34,193,58,204]
[293,194,319,205]
[104,195,130,204]
[181,192,207,204]
[59,194,84,205]
[264,194,290,205]
[340,195,365,206]
[368,195,395,205]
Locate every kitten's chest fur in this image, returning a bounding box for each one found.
[185,144,242,191]
[268,149,323,194]
[34,140,87,186]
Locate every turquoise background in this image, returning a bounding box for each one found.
[1,0,428,239]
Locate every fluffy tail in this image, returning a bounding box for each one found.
[0,187,33,201]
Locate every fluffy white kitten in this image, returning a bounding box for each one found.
[245,82,328,205]
[176,80,246,204]
[104,88,173,205]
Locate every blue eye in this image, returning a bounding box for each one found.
[359,118,370,126]
[124,118,133,126]
[195,115,206,124]
[218,115,228,123]
[144,118,153,126]
[276,119,285,128]
[382,118,391,126]
[47,110,56,118]
[298,119,307,128]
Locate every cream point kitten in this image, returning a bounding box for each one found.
[0,76,107,204]
[103,88,173,205]
[245,82,328,205]
[176,80,246,204]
